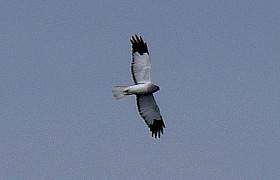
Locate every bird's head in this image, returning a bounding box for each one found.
[152,84,160,92]
[155,85,160,91]
[147,83,160,93]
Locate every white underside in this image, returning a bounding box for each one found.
[112,83,158,100]
[125,83,150,94]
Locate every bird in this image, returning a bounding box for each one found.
[112,35,165,138]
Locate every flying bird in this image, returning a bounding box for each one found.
[112,35,165,138]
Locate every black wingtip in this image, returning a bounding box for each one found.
[150,119,165,138]
[130,35,149,55]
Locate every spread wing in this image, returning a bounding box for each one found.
[136,94,165,138]
[130,35,151,84]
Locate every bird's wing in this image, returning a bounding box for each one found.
[136,94,165,138]
[130,35,151,84]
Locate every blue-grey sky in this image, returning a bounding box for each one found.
[1,1,279,179]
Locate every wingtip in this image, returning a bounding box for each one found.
[131,34,142,41]
[130,34,142,44]
[130,35,149,55]
[150,119,165,139]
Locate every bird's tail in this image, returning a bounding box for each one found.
[112,86,130,100]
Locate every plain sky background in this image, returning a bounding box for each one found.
[1,1,279,179]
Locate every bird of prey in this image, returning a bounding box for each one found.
[112,35,165,138]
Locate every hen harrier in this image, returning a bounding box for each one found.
[112,35,165,138]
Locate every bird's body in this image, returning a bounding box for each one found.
[113,35,165,138]
[113,83,159,97]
